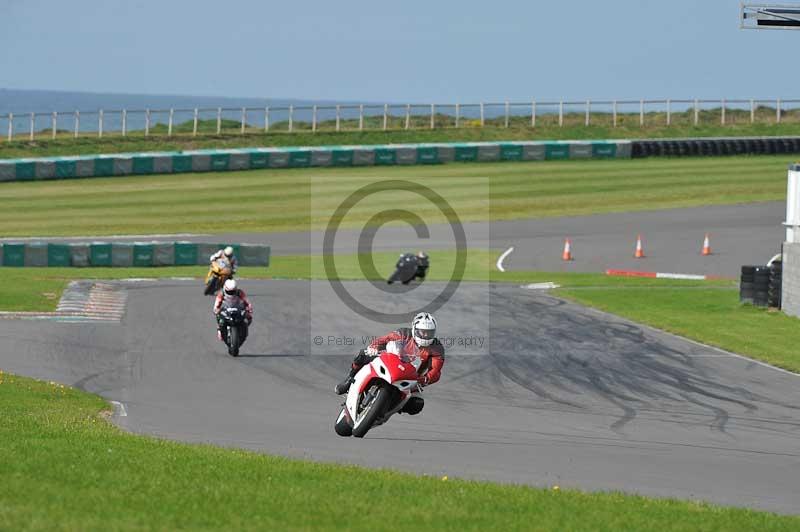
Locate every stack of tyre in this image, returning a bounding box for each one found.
[739,263,781,309]
[769,261,782,309]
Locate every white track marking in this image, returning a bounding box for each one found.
[523,282,561,290]
[110,401,128,417]
[496,246,514,272]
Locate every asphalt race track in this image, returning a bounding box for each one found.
[12,201,783,277]
[2,279,799,514]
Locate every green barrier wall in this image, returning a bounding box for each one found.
[0,242,270,268]
[47,244,71,266]
[0,140,633,182]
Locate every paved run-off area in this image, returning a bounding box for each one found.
[1,280,798,514]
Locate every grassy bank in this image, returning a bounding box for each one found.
[3,250,731,313]
[1,372,796,531]
[4,119,800,159]
[0,155,790,236]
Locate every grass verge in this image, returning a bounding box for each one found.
[5,120,800,159]
[0,155,791,236]
[3,250,730,312]
[0,372,797,531]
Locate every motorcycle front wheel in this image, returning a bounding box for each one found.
[228,326,240,357]
[204,276,217,296]
[352,382,391,438]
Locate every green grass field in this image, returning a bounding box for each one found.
[0,155,791,236]
[1,372,797,531]
[4,116,800,159]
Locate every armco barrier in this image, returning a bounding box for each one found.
[0,242,270,268]
[631,136,800,158]
[0,140,629,182]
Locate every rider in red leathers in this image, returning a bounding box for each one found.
[335,312,444,415]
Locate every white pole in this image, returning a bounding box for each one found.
[265,107,270,132]
[504,101,509,128]
[405,104,410,130]
[641,99,647,126]
[480,102,485,127]
[145,109,151,136]
[51,111,57,139]
[777,98,782,123]
[122,109,127,137]
[612,100,617,127]
[240,107,246,134]
[558,101,563,127]
[786,167,800,243]
[169,108,175,136]
[666,99,671,126]
[721,99,726,125]
[455,103,460,128]
[335,105,340,132]
[312,105,318,132]
[74,111,80,138]
[359,104,364,131]
[585,99,590,126]
[430,103,435,129]
[98,109,103,138]
[216,107,221,134]
[192,108,198,136]
[694,98,699,126]
[531,100,536,127]
[288,105,294,132]
[383,103,388,131]
[750,99,755,124]
[7,113,12,141]
[29,112,34,141]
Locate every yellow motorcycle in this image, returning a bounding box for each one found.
[204,257,233,295]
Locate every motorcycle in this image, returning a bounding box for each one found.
[204,257,233,295]
[218,305,249,357]
[334,341,422,438]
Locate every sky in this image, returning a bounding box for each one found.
[0,0,797,102]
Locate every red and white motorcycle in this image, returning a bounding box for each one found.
[334,341,422,438]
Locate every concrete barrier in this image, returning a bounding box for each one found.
[0,140,632,181]
[0,242,271,268]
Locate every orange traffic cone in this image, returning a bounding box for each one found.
[562,238,573,261]
[634,234,645,259]
[701,233,712,256]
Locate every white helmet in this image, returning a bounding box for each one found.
[411,312,437,347]
[224,246,234,258]
[223,279,238,294]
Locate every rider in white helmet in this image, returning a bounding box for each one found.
[210,246,238,274]
[213,279,253,343]
[334,312,444,414]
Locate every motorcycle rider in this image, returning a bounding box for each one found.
[210,246,238,275]
[415,251,429,280]
[334,312,444,415]
[213,279,253,343]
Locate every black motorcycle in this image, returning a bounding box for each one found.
[219,305,249,357]
[387,253,429,285]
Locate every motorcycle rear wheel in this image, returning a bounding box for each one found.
[352,382,391,438]
[334,408,353,437]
